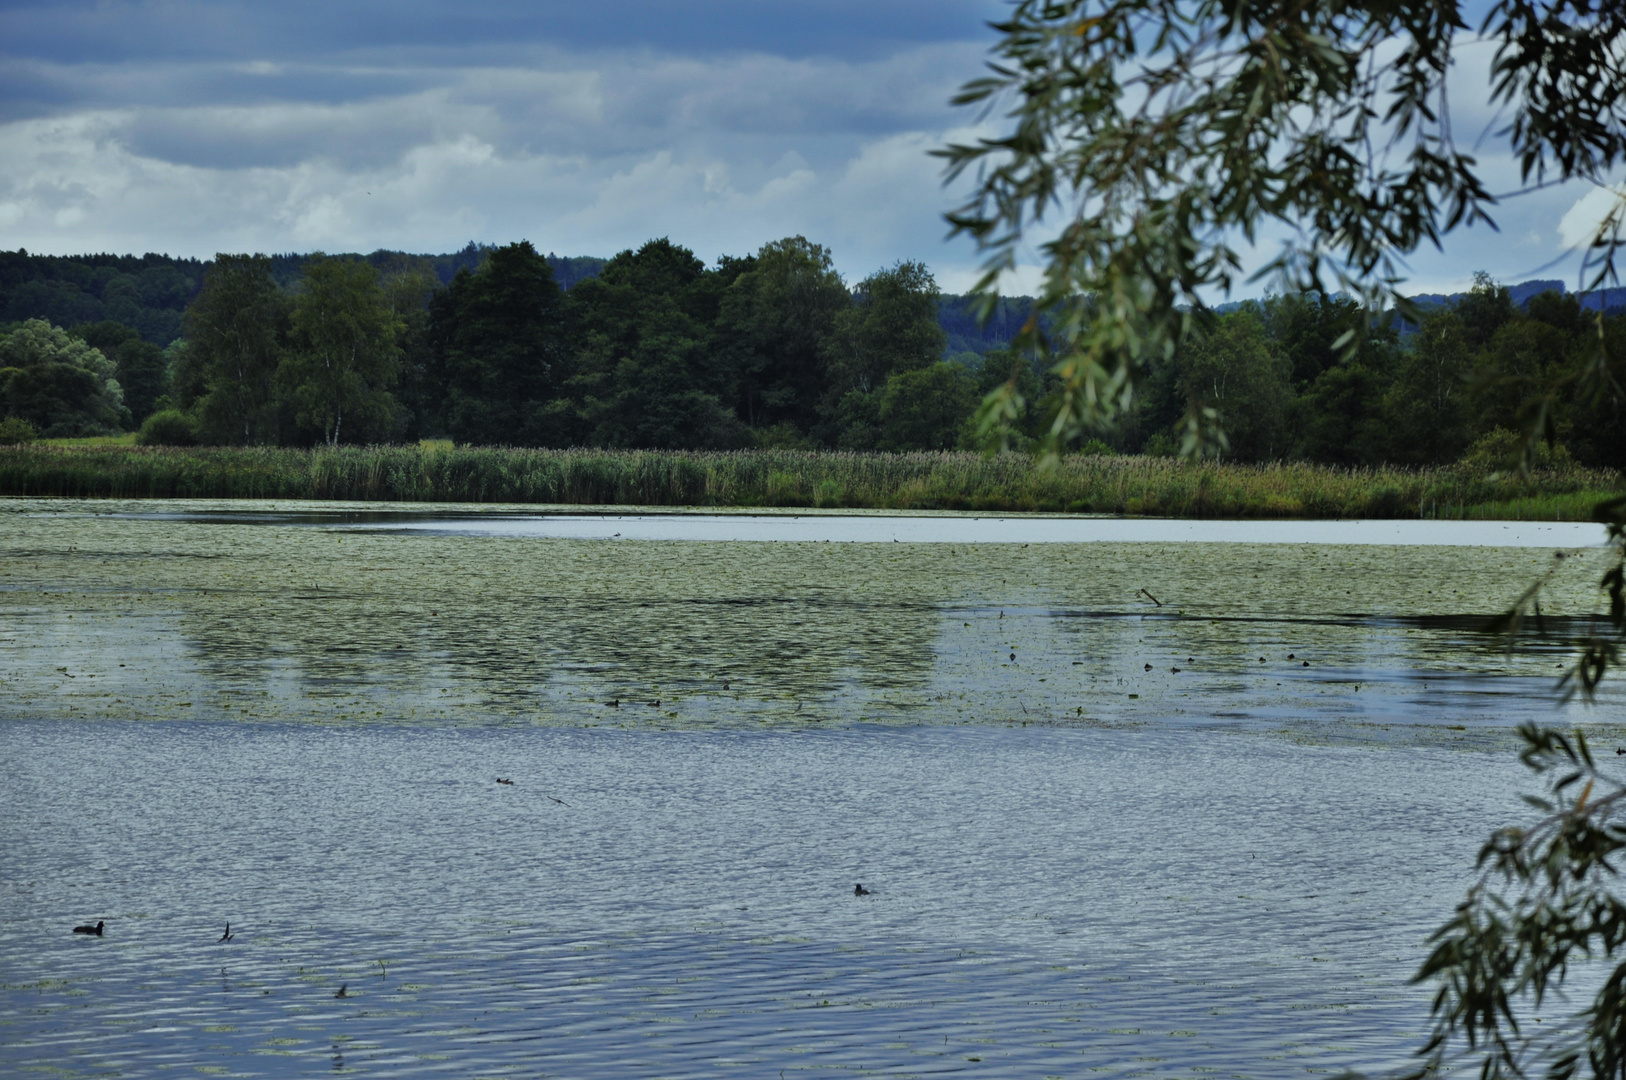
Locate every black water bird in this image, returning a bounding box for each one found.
[73,920,104,936]
[218,923,233,942]
[496,777,514,785]
[854,884,871,896]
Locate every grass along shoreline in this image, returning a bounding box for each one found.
[0,443,1616,520]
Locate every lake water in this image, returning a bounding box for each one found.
[103,503,1608,546]
[2,500,1621,1079]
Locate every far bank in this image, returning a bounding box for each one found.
[0,445,1615,522]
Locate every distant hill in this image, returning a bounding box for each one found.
[1212,277,1626,333]
[1407,279,1568,309]
[0,250,205,346]
[1397,278,1626,331]
[0,245,608,347]
[937,294,1039,358]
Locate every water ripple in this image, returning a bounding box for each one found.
[3,722,1532,1078]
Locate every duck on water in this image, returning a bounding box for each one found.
[73,921,104,936]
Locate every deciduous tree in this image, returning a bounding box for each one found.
[876,363,979,451]
[181,254,287,445]
[717,237,849,435]
[281,256,405,447]
[822,262,948,447]
[0,318,127,436]
[1174,308,1292,461]
[72,320,167,425]
[1378,309,1473,465]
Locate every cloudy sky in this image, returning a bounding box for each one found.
[0,0,1619,294]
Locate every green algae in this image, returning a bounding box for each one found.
[0,498,1615,741]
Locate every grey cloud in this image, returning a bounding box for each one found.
[0,1,1063,285]
[118,94,491,170]
[1,0,1003,65]
[0,57,455,124]
[591,46,972,139]
[2,33,978,156]
[43,44,977,176]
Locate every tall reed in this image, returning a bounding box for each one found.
[0,444,1617,520]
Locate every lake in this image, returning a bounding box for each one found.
[2,499,1620,1078]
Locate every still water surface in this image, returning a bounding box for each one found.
[101,503,1607,546]
[2,500,1620,1078]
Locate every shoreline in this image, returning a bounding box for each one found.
[1,443,1617,521]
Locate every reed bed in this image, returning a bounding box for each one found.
[0,443,1618,520]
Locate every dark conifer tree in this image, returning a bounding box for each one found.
[568,239,746,449]
[428,241,571,446]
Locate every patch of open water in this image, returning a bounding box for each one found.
[2,500,1621,1077]
[2,722,1535,1078]
[87,503,1607,546]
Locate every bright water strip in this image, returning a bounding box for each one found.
[93,502,1610,546]
[348,513,1605,546]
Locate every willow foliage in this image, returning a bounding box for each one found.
[939,0,1626,459]
[939,4,1626,1076]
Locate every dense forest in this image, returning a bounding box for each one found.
[0,244,605,347]
[2,240,1625,467]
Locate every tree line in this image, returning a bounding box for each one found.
[3,240,1625,466]
[1111,275,1626,469]
[146,237,982,452]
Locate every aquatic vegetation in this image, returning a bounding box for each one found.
[1,499,1617,737]
[0,444,1617,520]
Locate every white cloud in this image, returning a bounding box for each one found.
[0,43,1002,284]
[4,25,1616,301]
[1558,184,1626,249]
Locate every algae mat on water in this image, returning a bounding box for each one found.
[1,498,1618,739]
